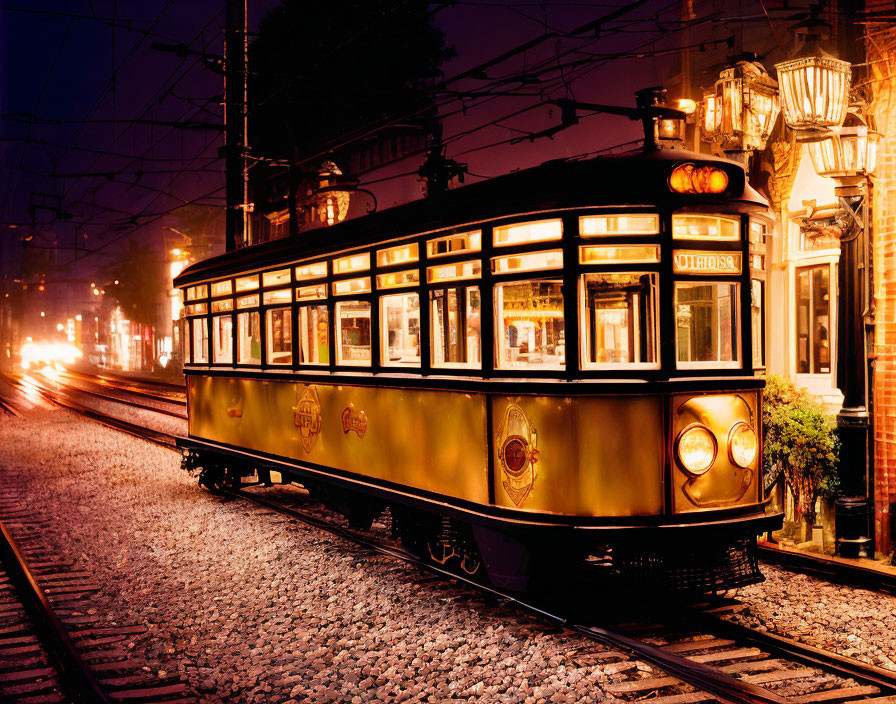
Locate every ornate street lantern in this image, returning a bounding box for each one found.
[700,89,720,143]
[807,120,879,181]
[774,18,851,134]
[712,60,780,153]
[307,161,357,227]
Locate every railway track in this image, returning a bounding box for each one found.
[5,370,896,704]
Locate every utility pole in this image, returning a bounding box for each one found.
[225,0,249,251]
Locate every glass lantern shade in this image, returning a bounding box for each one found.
[807,125,880,178]
[775,54,851,132]
[715,62,780,152]
[700,90,720,142]
[315,188,352,226]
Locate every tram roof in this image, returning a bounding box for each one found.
[175,147,769,287]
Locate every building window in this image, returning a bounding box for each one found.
[192,318,208,363]
[266,307,292,365]
[335,301,371,366]
[580,273,658,367]
[675,282,739,367]
[213,315,232,363]
[381,293,420,367]
[298,305,329,365]
[431,287,481,369]
[237,311,261,364]
[796,265,832,374]
[494,281,564,370]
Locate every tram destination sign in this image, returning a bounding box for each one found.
[672,250,742,275]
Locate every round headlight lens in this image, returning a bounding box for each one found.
[676,424,717,476]
[728,422,758,468]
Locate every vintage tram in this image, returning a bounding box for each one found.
[175,148,783,593]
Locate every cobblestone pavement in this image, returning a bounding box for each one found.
[728,566,896,672]
[0,406,626,703]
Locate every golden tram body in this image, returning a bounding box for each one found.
[175,149,783,593]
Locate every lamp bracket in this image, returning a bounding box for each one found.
[838,194,866,232]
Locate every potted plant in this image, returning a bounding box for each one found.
[763,375,840,543]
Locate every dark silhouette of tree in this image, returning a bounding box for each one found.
[249,0,453,165]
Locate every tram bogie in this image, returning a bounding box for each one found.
[175,148,783,594]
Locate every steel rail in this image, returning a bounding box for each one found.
[64,370,186,406]
[0,518,111,704]
[58,379,188,419]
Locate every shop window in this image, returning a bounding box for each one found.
[580,273,657,367]
[494,281,565,370]
[431,287,481,369]
[796,265,831,374]
[266,307,292,365]
[298,305,330,365]
[335,301,371,366]
[213,314,233,363]
[381,293,421,367]
[237,311,261,364]
[192,318,208,363]
[675,282,740,367]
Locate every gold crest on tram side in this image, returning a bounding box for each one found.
[293,385,322,453]
[496,403,539,507]
[342,403,368,438]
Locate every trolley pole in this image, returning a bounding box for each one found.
[224,0,249,251]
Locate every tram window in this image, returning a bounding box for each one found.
[492,250,563,274]
[494,281,565,370]
[427,231,482,258]
[295,262,327,281]
[186,285,208,301]
[376,270,419,289]
[752,279,765,369]
[675,282,740,367]
[265,307,292,365]
[493,219,562,247]
[796,265,831,374]
[237,311,261,364]
[332,277,371,296]
[192,318,208,363]
[298,305,330,365]
[380,293,421,367]
[580,214,659,237]
[672,214,739,241]
[335,301,372,366]
[235,275,259,292]
[580,273,658,367]
[377,243,418,267]
[430,287,481,369]
[333,252,370,275]
[211,299,233,313]
[297,284,328,301]
[579,245,660,265]
[212,315,233,363]
[262,269,290,287]
[183,322,191,363]
[263,289,292,305]
[211,280,232,297]
[427,260,482,283]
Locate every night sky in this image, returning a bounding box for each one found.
[0,0,781,284]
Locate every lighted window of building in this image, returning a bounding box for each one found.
[377,243,419,267]
[493,219,562,247]
[213,314,232,363]
[237,311,261,364]
[675,282,740,367]
[796,265,831,375]
[298,305,330,365]
[671,214,739,241]
[430,287,481,369]
[265,307,292,365]
[192,317,208,363]
[426,231,482,258]
[579,214,659,237]
[335,301,371,366]
[494,281,565,370]
[380,293,421,367]
[580,273,658,368]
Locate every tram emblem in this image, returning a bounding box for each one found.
[342,403,368,438]
[293,385,322,453]
[496,403,539,506]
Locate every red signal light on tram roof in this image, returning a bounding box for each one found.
[668,163,729,195]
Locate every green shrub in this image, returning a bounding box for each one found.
[763,374,840,525]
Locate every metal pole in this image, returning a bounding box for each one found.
[224,0,248,251]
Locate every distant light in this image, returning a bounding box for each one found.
[676,98,697,115]
[75,314,82,321]
[56,323,64,331]
[38,285,44,292]
[93,289,99,296]
[94,316,99,321]
[114,280,119,285]
[90,282,96,288]
[100,289,105,294]
[40,311,45,317]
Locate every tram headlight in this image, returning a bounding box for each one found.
[675,423,717,476]
[728,422,758,468]
[668,163,729,194]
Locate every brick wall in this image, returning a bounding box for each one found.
[867,18,896,552]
